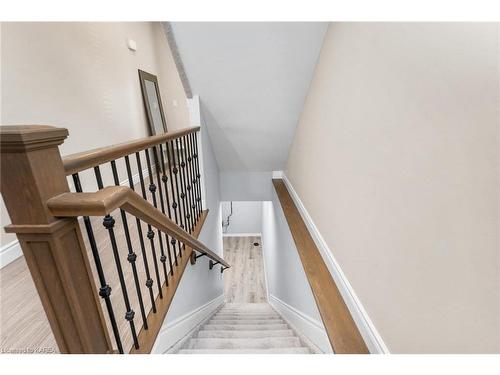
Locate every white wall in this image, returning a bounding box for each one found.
[286,23,499,353]
[221,201,262,234]
[220,171,274,201]
[171,22,327,172]
[261,190,330,352]
[0,22,190,248]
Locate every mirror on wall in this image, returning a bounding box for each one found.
[138,69,168,135]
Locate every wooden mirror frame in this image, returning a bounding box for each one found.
[138,69,168,135]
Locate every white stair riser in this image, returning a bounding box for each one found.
[178,348,310,354]
[187,337,301,349]
[214,313,279,317]
[219,307,275,314]
[212,316,280,320]
[219,308,274,312]
[197,330,294,338]
[220,306,274,312]
[206,319,284,325]
[202,324,289,331]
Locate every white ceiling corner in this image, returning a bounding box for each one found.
[169,22,328,172]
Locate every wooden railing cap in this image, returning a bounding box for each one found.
[47,186,230,268]
[63,126,200,175]
[47,186,130,217]
[0,125,68,152]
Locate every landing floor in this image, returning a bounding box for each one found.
[223,236,267,303]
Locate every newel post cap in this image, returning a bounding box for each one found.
[0,125,69,152]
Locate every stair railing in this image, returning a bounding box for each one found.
[0,125,229,354]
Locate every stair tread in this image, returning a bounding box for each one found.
[207,319,284,324]
[219,308,275,311]
[176,303,314,354]
[178,348,310,354]
[214,311,279,317]
[197,330,294,338]
[187,337,302,349]
[202,324,289,330]
[213,314,280,318]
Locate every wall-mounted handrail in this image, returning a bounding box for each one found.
[272,179,368,354]
[47,186,229,268]
[63,126,200,175]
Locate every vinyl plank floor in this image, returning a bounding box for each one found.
[223,236,267,304]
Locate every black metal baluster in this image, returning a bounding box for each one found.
[144,150,169,285]
[182,136,196,230]
[170,139,186,255]
[151,146,174,276]
[166,140,183,260]
[187,134,199,223]
[94,166,139,350]
[176,138,192,234]
[102,215,139,350]
[186,132,198,222]
[110,160,148,330]
[125,155,156,313]
[193,131,203,214]
[159,144,179,267]
[72,173,123,354]
[135,152,163,299]
[190,132,202,218]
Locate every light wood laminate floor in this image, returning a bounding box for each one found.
[223,236,267,304]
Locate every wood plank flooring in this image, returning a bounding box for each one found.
[223,236,267,303]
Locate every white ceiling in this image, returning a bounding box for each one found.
[170,22,328,172]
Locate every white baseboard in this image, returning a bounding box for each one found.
[222,232,262,237]
[260,227,271,302]
[280,172,389,354]
[0,240,23,269]
[269,294,333,353]
[269,294,332,353]
[152,294,225,354]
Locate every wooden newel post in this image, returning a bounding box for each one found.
[0,125,113,354]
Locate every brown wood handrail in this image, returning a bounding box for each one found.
[63,126,200,175]
[272,179,369,354]
[46,185,229,268]
[1,124,211,353]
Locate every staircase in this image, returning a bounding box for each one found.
[177,303,313,353]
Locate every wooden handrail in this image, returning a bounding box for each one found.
[63,126,200,175]
[47,185,229,268]
[1,125,213,353]
[273,179,369,354]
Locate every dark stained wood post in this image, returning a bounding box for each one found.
[0,125,113,354]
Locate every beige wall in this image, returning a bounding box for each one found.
[286,23,499,353]
[0,22,190,246]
